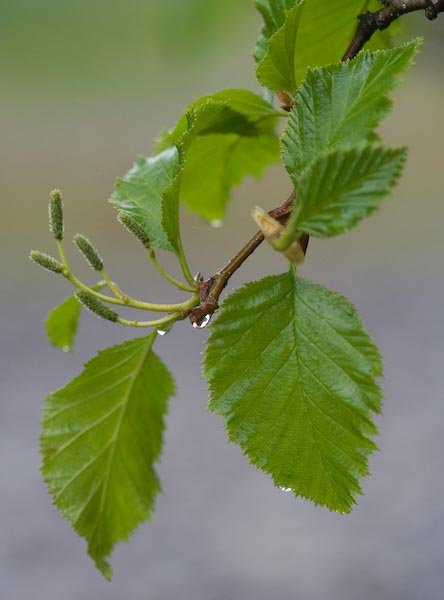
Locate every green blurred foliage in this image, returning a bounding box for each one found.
[0,0,252,89]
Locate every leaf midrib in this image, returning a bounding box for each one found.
[89,335,154,546]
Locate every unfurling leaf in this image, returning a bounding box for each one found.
[204,271,382,513]
[41,333,175,578]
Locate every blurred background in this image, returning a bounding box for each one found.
[1,1,443,598]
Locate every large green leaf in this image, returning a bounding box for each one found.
[290,144,407,238]
[204,271,382,513]
[41,333,175,578]
[281,42,420,180]
[256,1,305,95]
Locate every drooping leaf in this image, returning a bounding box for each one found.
[256,1,305,94]
[204,271,382,513]
[157,89,281,150]
[115,90,282,229]
[289,144,407,237]
[111,148,181,253]
[41,333,175,578]
[281,41,420,179]
[177,132,280,221]
[45,283,107,352]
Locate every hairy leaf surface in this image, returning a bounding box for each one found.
[281,42,419,179]
[204,272,382,513]
[41,333,175,578]
[291,144,407,237]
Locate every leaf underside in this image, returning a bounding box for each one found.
[41,333,175,578]
[204,271,382,513]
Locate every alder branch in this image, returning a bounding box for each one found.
[343,0,444,60]
[189,0,444,327]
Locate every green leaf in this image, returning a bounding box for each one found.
[290,144,407,238]
[204,271,382,513]
[178,132,280,221]
[41,333,175,578]
[111,148,181,253]
[45,283,107,352]
[254,1,398,85]
[254,0,301,65]
[159,90,282,222]
[157,89,280,150]
[281,42,420,179]
[46,295,81,352]
[256,1,305,95]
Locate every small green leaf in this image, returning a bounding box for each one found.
[254,0,300,65]
[204,271,382,513]
[46,295,81,352]
[111,148,181,253]
[281,41,420,179]
[256,1,305,95]
[41,333,175,579]
[45,283,107,352]
[289,144,407,238]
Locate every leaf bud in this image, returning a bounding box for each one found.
[117,212,151,248]
[73,234,104,271]
[48,189,64,241]
[252,206,305,266]
[75,291,118,322]
[30,250,65,274]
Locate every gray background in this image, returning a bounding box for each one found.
[1,2,443,598]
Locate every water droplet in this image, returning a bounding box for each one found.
[157,329,167,336]
[279,487,292,493]
[210,219,223,229]
[193,314,211,329]
[62,346,70,353]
